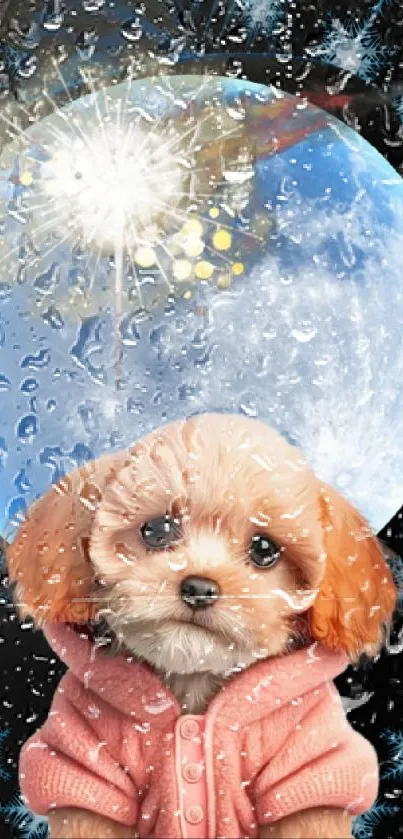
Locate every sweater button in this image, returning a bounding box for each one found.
[183,762,203,783]
[180,718,200,740]
[185,805,204,825]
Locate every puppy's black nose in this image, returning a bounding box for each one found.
[180,575,220,609]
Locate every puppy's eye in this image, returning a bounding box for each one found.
[140,515,182,549]
[250,534,281,568]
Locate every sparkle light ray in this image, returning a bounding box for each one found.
[79,67,117,159]
[0,206,74,269]
[127,248,146,309]
[42,88,114,166]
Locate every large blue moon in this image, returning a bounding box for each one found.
[1,74,403,535]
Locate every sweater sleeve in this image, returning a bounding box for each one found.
[19,672,139,826]
[253,682,379,825]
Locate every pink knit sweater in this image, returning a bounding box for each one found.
[20,624,378,839]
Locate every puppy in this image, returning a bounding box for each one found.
[8,414,397,839]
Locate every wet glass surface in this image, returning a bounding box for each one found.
[0,2,402,838]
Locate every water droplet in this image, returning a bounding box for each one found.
[0,64,9,93]
[168,557,188,572]
[34,263,60,296]
[39,443,93,483]
[21,349,50,371]
[127,398,145,415]
[114,542,135,565]
[42,1,65,31]
[10,19,40,49]
[7,496,27,527]
[0,284,11,302]
[223,157,254,185]
[71,317,109,383]
[0,374,11,391]
[76,29,98,60]
[42,306,64,330]
[341,692,375,714]
[87,703,101,719]
[121,16,143,41]
[14,468,32,493]
[291,324,318,343]
[82,0,105,9]
[21,377,39,394]
[121,312,143,347]
[47,573,61,584]
[144,697,175,715]
[17,55,37,78]
[0,437,8,469]
[240,394,258,418]
[0,323,5,348]
[17,414,38,441]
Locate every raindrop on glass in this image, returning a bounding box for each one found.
[0,437,7,469]
[33,264,60,296]
[17,414,38,441]
[0,375,11,392]
[82,0,105,9]
[21,349,50,371]
[21,377,39,394]
[7,496,27,527]
[42,0,65,31]
[17,55,37,78]
[14,468,32,493]
[76,29,98,60]
[121,17,143,42]
[0,284,11,302]
[42,306,64,330]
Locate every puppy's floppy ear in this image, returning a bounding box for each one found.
[6,452,130,625]
[309,482,397,660]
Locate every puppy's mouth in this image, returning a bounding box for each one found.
[163,616,215,632]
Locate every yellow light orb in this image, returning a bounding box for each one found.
[182,218,204,237]
[134,246,156,268]
[213,229,232,251]
[232,262,244,275]
[20,171,33,187]
[195,261,214,280]
[173,259,192,281]
[183,235,205,258]
[209,207,220,219]
[217,274,232,289]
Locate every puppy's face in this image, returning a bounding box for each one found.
[8,413,396,671]
[90,415,326,675]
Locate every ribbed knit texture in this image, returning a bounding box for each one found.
[19,624,379,838]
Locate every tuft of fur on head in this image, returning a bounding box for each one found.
[7,414,397,712]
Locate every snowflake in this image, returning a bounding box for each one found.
[353,799,399,839]
[306,17,390,82]
[388,554,403,596]
[381,729,403,781]
[2,794,48,839]
[237,0,284,34]
[0,727,10,782]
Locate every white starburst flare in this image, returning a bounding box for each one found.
[0,73,268,386]
[0,72,267,327]
[39,121,187,255]
[31,106,193,379]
